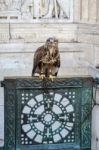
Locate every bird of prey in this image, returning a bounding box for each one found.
[32,37,60,80]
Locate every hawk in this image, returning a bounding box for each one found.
[32,37,60,80]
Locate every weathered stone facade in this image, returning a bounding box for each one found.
[0,0,99,149]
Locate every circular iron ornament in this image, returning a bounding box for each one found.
[21,92,75,144]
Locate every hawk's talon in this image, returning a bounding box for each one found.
[49,75,55,81]
[39,74,45,80]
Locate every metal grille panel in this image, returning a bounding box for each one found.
[1,77,92,150]
[20,89,76,145]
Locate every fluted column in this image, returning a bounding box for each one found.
[74,0,99,23]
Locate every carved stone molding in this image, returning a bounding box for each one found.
[0,0,73,22]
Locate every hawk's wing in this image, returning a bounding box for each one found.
[32,45,46,76]
[52,48,60,76]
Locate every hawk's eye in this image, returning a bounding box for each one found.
[47,42,50,44]
[54,40,58,43]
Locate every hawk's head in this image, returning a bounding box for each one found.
[45,37,58,50]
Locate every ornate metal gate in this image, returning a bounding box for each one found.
[1,77,92,150]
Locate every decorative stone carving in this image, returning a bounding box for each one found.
[42,0,70,19]
[21,0,33,19]
[0,0,21,20]
[0,0,73,21]
[0,0,8,11]
[0,0,20,11]
[10,0,21,11]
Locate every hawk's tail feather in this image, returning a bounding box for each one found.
[32,66,36,76]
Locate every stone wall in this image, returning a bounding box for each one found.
[0,0,99,149]
[74,0,99,23]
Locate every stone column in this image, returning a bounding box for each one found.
[74,0,99,23]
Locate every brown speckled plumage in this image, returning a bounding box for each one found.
[32,37,60,77]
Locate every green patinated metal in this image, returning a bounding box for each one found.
[0,147,4,150]
[1,77,93,150]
